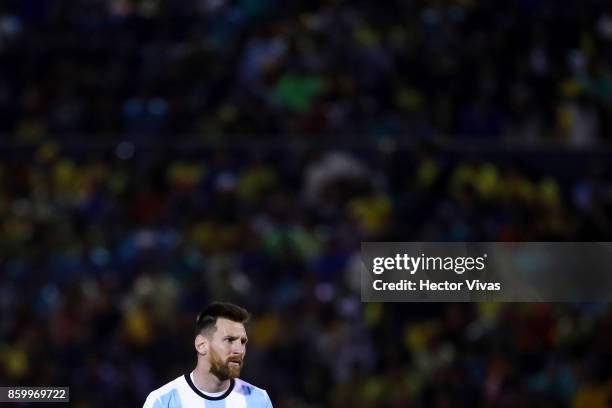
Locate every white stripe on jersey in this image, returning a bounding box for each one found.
[222,387,247,408]
[175,376,206,407]
[143,374,272,408]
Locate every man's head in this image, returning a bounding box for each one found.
[194,302,250,380]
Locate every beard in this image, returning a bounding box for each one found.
[209,348,242,380]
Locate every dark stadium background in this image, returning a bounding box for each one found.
[1,0,612,407]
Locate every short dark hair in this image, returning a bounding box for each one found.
[195,302,250,336]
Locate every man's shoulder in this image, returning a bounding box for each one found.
[144,375,186,407]
[233,378,271,403]
[234,377,267,393]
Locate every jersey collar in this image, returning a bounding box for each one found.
[184,374,235,400]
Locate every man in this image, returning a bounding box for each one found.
[144,302,273,407]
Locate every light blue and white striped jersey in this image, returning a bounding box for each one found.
[143,374,273,408]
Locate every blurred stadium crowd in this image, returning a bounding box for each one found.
[0,143,611,407]
[1,0,612,407]
[0,0,611,142]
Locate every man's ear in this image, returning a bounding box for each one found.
[195,333,208,356]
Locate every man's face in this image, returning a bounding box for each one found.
[207,318,248,380]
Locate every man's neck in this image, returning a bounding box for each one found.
[192,365,231,394]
